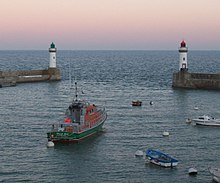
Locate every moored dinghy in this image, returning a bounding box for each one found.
[132,100,142,106]
[47,82,107,143]
[145,149,178,167]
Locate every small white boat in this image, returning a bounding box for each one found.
[209,167,220,183]
[192,115,220,127]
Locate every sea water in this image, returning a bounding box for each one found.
[0,50,220,183]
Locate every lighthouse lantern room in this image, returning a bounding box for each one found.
[179,40,188,71]
[49,42,57,68]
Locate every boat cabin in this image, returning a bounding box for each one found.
[65,100,99,125]
[66,101,86,124]
[198,115,211,121]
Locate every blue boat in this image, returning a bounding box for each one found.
[145,149,178,167]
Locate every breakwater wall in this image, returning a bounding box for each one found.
[0,68,61,87]
[172,71,220,90]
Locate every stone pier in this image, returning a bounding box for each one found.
[172,70,220,90]
[0,68,61,87]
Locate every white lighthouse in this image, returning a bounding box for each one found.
[49,42,57,68]
[179,40,188,71]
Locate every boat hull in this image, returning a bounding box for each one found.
[195,122,220,127]
[47,120,105,143]
[147,158,178,167]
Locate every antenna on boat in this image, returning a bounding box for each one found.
[68,60,77,102]
[75,80,78,101]
[68,59,73,93]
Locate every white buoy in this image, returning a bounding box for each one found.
[47,141,55,148]
[186,118,192,123]
[194,106,199,110]
[188,168,198,175]
[135,150,144,157]
[162,131,170,136]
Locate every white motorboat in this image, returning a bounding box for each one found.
[209,167,220,183]
[192,115,220,127]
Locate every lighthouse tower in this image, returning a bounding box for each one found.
[49,42,57,68]
[179,40,188,71]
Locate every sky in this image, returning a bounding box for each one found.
[1,0,220,50]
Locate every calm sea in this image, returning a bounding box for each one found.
[0,50,220,183]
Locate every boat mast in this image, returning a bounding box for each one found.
[69,60,71,91]
[75,81,78,101]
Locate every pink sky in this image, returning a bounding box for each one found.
[1,0,220,50]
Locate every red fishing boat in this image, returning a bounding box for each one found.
[47,82,107,143]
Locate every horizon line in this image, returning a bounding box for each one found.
[0,49,219,51]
